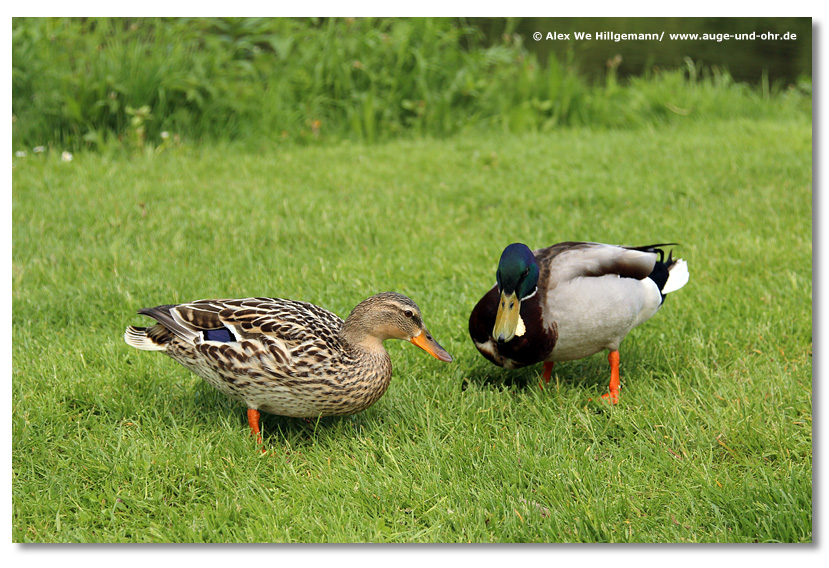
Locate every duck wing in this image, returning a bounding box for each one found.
[535,242,672,288]
[136,298,347,379]
[166,298,341,341]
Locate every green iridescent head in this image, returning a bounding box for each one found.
[496,243,539,299]
[493,243,539,343]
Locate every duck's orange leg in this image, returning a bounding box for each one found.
[539,361,554,389]
[247,408,263,446]
[600,350,621,404]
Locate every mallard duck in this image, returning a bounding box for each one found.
[468,242,689,403]
[125,292,453,441]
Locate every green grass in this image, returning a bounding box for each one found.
[12,17,811,151]
[12,115,811,542]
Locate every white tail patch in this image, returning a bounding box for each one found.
[124,326,167,351]
[663,258,689,294]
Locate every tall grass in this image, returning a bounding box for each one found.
[12,17,811,152]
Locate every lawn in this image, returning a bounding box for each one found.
[12,116,812,542]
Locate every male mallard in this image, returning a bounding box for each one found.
[125,292,453,441]
[468,242,689,403]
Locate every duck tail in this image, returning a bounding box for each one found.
[124,324,171,351]
[125,303,194,350]
[645,247,689,296]
[662,255,689,294]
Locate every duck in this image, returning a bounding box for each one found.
[125,292,453,442]
[468,242,689,403]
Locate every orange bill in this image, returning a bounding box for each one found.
[410,329,453,362]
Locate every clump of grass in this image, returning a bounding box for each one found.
[12,17,811,152]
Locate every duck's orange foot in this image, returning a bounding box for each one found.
[588,391,620,405]
[589,350,621,404]
[247,408,265,451]
[539,362,554,390]
[587,391,619,404]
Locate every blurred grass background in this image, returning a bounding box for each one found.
[12,17,811,151]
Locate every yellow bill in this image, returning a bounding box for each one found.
[493,291,520,343]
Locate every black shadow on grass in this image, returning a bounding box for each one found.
[461,355,629,418]
[258,412,363,448]
[185,383,345,446]
[462,356,609,393]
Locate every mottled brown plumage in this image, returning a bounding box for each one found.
[125,292,452,439]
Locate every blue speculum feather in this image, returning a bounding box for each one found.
[203,328,234,342]
[496,243,539,299]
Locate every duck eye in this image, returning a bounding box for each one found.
[404,310,414,318]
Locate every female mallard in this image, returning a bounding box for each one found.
[125,292,453,440]
[468,242,689,403]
